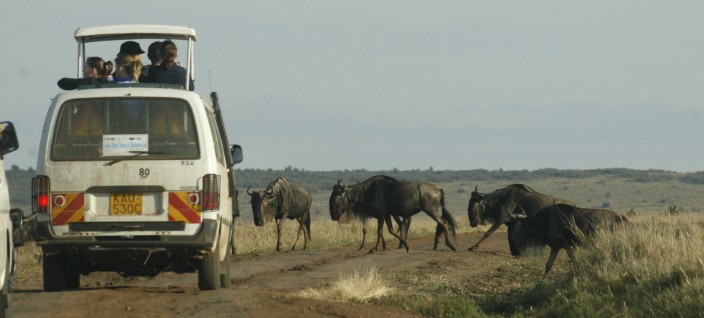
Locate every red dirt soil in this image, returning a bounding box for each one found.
[12,231,547,318]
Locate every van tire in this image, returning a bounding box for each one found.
[198,246,220,290]
[219,240,233,288]
[43,252,68,291]
[0,274,11,318]
[42,252,79,291]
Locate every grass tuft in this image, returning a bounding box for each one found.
[297,266,394,302]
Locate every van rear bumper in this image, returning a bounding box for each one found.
[34,219,218,249]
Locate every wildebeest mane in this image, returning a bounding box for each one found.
[340,175,397,220]
[265,177,311,219]
[477,184,545,222]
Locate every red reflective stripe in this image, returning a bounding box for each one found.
[168,193,201,223]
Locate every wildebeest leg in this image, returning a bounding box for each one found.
[369,217,386,254]
[396,216,411,249]
[433,223,442,250]
[303,212,311,250]
[361,218,387,250]
[565,246,576,260]
[468,223,501,251]
[291,217,303,251]
[385,215,409,252]
[542,247,561,280]
[507,221,520,256]
[380,219,388,250]
[423,212,456,251]
[275,218,284,252]
[359,219,368,251]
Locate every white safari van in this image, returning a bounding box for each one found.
[32,25,243,291]
[1,121,23,317]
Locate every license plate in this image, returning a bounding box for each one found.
[110,192,143,215]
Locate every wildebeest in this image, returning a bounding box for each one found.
[329,175,457,253]
[467,184,573,255]
[247,177,312,252]
[514,203,628,279]
[348,177,412,251]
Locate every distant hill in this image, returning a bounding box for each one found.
[7,166,704,216]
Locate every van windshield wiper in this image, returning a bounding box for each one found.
[105,151,175,166]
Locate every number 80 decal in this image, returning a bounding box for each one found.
[139,168,150,178]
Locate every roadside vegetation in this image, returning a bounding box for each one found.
[367,212,704,317]
[236,209,704,317]
[9,166,704,316]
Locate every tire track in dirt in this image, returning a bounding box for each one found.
[12,231,513,318]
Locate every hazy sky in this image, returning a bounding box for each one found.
[2,1,703,172]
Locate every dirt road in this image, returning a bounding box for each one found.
[12,231,532,318]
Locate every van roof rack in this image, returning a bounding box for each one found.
[73,24,196,90]
[75,25,196,42]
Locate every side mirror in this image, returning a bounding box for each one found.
[0,121,19,157]
[229,144,243,165]
[10,208,24,247]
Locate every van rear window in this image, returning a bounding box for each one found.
[52,98,199,161]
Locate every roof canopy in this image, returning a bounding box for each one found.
[73,25,197,90]
[75,24,197,43]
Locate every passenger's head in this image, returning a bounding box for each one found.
[115,54,143,81]
[118,41,145,61]
[160,40,178,70]
[83,57,114,79]
[147,41,162,65]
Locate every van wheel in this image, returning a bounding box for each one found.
[219,241,233,288]
[198,246,220,290]
[43,252,77,292]
[0,274,12,318]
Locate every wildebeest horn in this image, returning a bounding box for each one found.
[474,185,478,192]
[246,187,253,196]
[264,188,274,197]
[337,178,343,186]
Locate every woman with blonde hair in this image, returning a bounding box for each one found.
[114,54,143,83]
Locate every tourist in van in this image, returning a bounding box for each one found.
[114,54,142,83]
[57,57,114,90]
[148,40,194,90]
[140,41,162,82]
[117,40,145,62]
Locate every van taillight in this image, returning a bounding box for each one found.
[32,175,50,214]
[202,174,220,211]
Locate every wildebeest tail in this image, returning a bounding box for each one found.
[440,189,458,240]
[305,211,312,241]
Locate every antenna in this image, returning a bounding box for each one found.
[208,69,212,92]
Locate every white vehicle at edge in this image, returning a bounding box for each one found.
[0,121,24,317]
[32,25,243,291]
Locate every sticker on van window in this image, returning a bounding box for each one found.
[103,134,149,157]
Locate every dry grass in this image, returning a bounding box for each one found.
[513,213,704,317]
[234,214,476,255]
[297,266,394,302]
[575,213,704,284]
[14,242,42,285]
